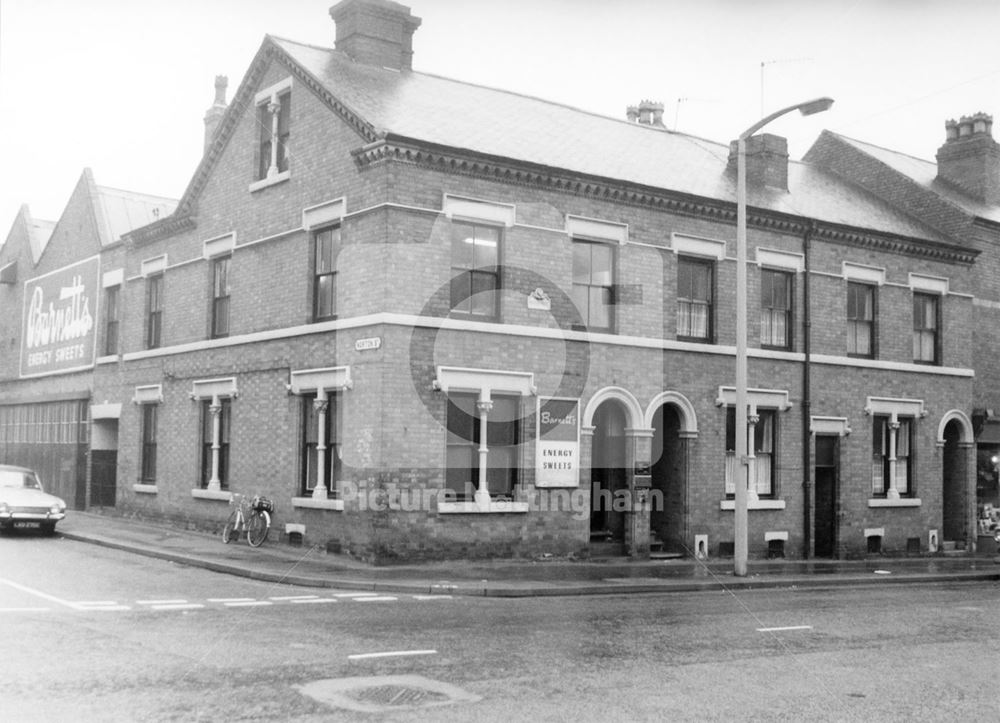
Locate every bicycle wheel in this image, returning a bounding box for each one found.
[222,510,239,544]
[246,510,270,547]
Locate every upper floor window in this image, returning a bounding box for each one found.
[572,240,614,331]
[913,292,939,364]
[760,269,792,349]
[445,393,519,501]
[677,257,713,341]
[872,416,913,497]
[450,222,500,319]
[145,275,163,350]
[211,256,231,338]
[312,226,341,321]
[256,86,291,181]
[104,285,120,356]
[847,281,875,358]
[725,407,776,498]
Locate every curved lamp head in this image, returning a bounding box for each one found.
[797,97,835,116]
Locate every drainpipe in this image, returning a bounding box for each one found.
[802,221,816,558]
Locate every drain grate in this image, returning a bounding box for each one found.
[296,675,481,713]
[349,684,450,707]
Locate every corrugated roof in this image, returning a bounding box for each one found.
[833,134,1000,225]
[94,186,178,246]
[271,36,953,244]
[28,215,56,264]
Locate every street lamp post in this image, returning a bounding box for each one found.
[734,97,834,577]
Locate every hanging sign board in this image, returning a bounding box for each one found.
[536,397,580,488]
[20,256,100,378]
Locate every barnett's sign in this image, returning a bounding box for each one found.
[536,397,580,488]
[20,256,100,378]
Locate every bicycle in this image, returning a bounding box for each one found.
[222,493,273,548]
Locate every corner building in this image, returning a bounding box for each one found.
[4,0,981,562]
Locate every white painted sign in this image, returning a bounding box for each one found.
[354,337,382,352]
[536,397,580,488]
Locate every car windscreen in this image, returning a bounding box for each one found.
[0,470,40,489]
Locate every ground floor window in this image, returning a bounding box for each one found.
[140,404,158,483]
[200,398,231,489]
[301,392,340,497]
[445,393,519,501]
[725,407,776,497]
[872,416,912,496]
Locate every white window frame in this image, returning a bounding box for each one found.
[190,378,238,499]
[249,77,293,192]
[288,367,352,511]
[434,366,534,513]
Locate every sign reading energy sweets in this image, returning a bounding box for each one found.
[536,397,580,487]
[20,256,100,378]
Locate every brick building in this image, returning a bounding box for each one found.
[0,0,984,562]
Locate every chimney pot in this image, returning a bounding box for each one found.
[203,75,229,155]
[626,105,639,123]
[936,111,1000,203]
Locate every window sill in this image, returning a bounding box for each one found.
[291,496,344,511]
[438,500,529,514]
[191,488,231,501]
[868,497,921,508]
[249,170,290,193]
[132,484,157,495]
[720,499,786,511]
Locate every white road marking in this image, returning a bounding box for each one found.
[75,600,119,606]
[77,605,132,612]
[291,598,339,604]
[0,607,51,612]
[137,599,189,605]
[412,595,453,600]
[348,649,438,661]
[224,601,273,607]
[757,625,813,632]
[208,597,256,603]
[0,577,79,609]
[151,603,205,611]
[354,596,398,602]
[332,592,376,598]
[269,595,319,601]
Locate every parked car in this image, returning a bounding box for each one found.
[0,464,66,535]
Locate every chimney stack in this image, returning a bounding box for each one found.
[727,133,790,191]
[203,75,228,154]
[625,100,665,128]
[329,0,422,71]
[936,112,1000,204]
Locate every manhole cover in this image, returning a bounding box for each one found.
[349,684,450,706]
[296,675,481,713]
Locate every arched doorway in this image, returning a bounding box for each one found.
[651,404,687,554]
[590,400,628,550]
[942,419,967,545]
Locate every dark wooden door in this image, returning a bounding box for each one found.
[814,435,838,558]
[90,450,117,507]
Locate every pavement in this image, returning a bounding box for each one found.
[55,511,1000,598]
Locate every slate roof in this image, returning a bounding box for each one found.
[268,37,952,245]
[826,133,1000,226]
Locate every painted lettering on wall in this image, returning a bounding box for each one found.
[20,256,100,378]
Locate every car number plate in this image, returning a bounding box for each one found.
[13,521,41,529]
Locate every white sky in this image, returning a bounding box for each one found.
[3,0,1000,243]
